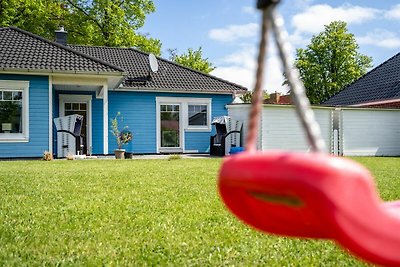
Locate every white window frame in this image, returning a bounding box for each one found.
[155,97,212,153]
[158,102,183,151]
[186,99,212,132]
[0,80,29,142]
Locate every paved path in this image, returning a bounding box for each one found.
[92,154,214,160]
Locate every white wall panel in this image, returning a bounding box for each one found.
[228,105,332,153]
[261,106,332,153]
[341,109,400,156]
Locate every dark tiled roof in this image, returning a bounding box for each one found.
[0,27,125,74]
[70,45,247,93]
[324,52,400,106]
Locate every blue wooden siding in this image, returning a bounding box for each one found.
[91,95,104,154]
[108,91,156,153]
[108,91,232,153]
[0,74,49,158]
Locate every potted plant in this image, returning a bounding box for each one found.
[111,112,133,159]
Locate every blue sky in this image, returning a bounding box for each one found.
[141,0,400,93]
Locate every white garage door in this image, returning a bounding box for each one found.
[341,109,400,156]
[261,106,332,153]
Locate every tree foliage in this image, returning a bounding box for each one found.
[0,0,161,55]
[169,47,215,74]
[239,91,269,104]
[0,0,65,39]
[294,21,372,104]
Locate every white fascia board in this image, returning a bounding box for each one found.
[0,68,126,76]
[52,75,108,86]
[350,98,400,107]
[1,70,126,90]
[116,87,238,95]
[227,103,335,111]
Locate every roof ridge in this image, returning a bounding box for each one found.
[323,52,400,104]
[6,26,126,73]
[128,47,248,91]
[71,44,131,50]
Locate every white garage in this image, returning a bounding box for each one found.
[340,108,400,156]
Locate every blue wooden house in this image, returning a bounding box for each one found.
[0,27,246,158]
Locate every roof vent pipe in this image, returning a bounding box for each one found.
[55,26,68,46]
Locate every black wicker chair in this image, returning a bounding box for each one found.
[210,116,242,156]
[55,115,84,156]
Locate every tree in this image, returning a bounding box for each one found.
[239,91,269,103]
[0,0,67,39]
[294,21,372,104]
[62,0,161,54]
[169,47,215,74]
[0,0,161,55]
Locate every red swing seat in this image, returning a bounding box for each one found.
[218,1,400,266]
[219,151,400,266]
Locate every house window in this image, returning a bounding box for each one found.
[156,97,212,136]
[0,81,29,142]
[188,104,208,126]
[0,90,23,133]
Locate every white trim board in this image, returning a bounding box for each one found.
[102,82,108,154]
[116,87,238,95]
[48,76,53,153]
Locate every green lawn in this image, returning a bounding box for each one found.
[0,157,398,266]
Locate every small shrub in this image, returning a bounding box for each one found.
[111,112,133,150]
[43,151,53,161]
[168,154,182,161]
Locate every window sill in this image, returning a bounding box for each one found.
[0,136,29,143]
[186,127,211,132]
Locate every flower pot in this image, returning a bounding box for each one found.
[114,149,126,159]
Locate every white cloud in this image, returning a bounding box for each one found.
[208,23,259,43]
[292,4,379,34]
[357,30,400,49]
[221,46,257,69]
[287,32,309,47]
[293,0,316,9]
[211,45,289,94]
[242,6,256,15]
[212,66,255,90]
[385,4,400,20]
[264,55,290,94]
[211,45,256,89]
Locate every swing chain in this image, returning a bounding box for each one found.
[247,0,326,153]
